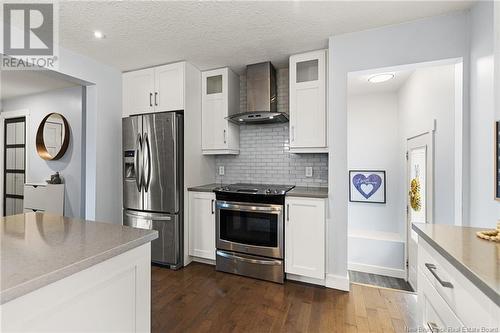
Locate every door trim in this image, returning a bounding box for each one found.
[405,129,435,288]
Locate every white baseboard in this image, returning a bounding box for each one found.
[286,273,325,286]
[325,273,350,291]
[190,256,216,266]
[348,262,406,279]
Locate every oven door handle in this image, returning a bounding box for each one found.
[216,201,283,213]
[217,250,281,266]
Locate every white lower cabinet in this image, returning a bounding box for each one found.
[188,191,216,260]
[285,197,325,280]
[418,270,463,332]
[1,244,151,332]
[24,184,64,215]
[417,238,499,330]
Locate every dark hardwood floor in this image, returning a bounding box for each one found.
[349,270,414,292]
[152,263,418,333]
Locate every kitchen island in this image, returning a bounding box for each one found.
[1,212,158,332]
[412,223,499,330]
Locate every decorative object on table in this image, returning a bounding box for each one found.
[349,170,386,204]
[476,222,500,242]
[47,172,62,184]
[36,113,70,161]
[409,166,422,211]
[495,121,500,200]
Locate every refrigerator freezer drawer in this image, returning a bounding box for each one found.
[123,210,182,269]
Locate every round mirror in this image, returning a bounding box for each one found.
[36,113,70,160]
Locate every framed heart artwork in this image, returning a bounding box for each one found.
[349,170,386,204]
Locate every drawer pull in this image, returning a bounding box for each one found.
[425,263,453,288]
[427,321,439,333]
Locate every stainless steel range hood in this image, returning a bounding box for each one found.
[227,62,288,124]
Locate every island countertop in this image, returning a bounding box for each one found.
[0,212,158,304]
[412,223,499,306]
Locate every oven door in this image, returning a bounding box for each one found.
[216,200,283,259]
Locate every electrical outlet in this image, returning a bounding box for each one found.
[305,167,313,177]
[218,166,225,176]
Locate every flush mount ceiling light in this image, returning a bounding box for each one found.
[368,73,395,83]
[93,31,105,39]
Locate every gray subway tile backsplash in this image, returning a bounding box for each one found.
[215,67,328,187]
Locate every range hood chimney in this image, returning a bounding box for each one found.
[227,62,288,124]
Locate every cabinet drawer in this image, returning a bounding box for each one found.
[418,240,496,328]
[24,208,45,213]
[418,270,463,331]
[23,185,47,210]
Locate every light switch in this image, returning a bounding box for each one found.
[305,167,313,177]
[218,166,225,176]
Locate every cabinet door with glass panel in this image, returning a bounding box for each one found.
[289,50,327,152]
[201,67,240,155]
[3,117,25,216]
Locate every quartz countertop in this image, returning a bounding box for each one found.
[287,186,328,198]
[0,212,158,304]
[412,223,499,306]
[188,183,328,198]
[187,183,223,192]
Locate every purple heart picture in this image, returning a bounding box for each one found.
[349,171,386,203]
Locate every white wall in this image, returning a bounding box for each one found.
[399,64,457,225]
[347,92,406,276]
[348,92,402,234]
[347,65,457,277]
[2,87,84,218]
[469,2,498,227]
[328,11,470,290]
[54,47,123,224]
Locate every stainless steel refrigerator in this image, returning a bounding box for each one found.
[122,111,183,269]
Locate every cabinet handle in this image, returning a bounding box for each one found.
[149,93,153,107]
[425,263,453,288]
[291,126,295,142]
[287,204,290,221]
[223,129,227,144]
[211,199,215,214]
[427,322,439,333]
[154,92,158,106]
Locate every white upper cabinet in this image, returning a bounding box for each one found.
[285,197,325,280]
[123,68,155,116]
[289,50,327,153]
[122,62,185,117]
[201,67,239,155]
[155,62,184,112]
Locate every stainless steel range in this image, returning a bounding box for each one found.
[214,183,295,283]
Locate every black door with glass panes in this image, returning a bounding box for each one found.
[3,117,25,216]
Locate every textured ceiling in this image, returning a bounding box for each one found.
[59,1,475,73]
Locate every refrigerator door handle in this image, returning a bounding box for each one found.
[143,132,152,192]
[124,209,172,221]
[135,133,143,192]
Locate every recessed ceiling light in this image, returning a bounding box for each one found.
[239,119,243,122]
[368,73,394,83]
[93,31,105,39]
